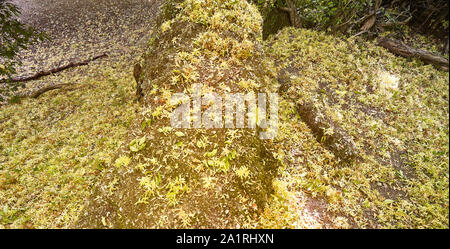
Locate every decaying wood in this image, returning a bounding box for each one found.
[378,37,449,71]
[0,53,108,84]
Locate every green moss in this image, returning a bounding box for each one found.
[0,59,138,228]
[1,0,447,229]
[260,27,449,228]
[75,0,281,229]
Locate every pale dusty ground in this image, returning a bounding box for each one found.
[6,0,161,94]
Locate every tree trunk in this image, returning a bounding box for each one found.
[280,0,301,28]
[444,37,449,55]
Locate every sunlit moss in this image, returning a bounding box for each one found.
[0,59,138,228]
[1,0,448,229]
[261,27,449,228]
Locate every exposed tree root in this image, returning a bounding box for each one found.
[378,37,449,71]
[444,37,449,55]
[360,0,381,32]
[0,53,108,84]
[28,83,76,98]
[296,103,359,162]
[277,67,359,162]
[15,83,90,99]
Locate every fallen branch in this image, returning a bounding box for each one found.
[351,30,369,38]
[378,37,449,71]
[28,83,76,98]
[0,53,107,84]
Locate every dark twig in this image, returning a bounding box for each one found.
[0,53,107,84]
